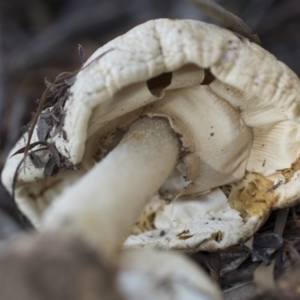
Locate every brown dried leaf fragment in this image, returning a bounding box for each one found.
[37,117,50,142]
[47,143,61,166]
[52,114,66,138]
[29,152,45,169]
[37,109,53,142]
[44,157,59,177]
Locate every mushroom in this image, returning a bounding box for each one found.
[45,116,180,257]
[0,233,223,300]
[2,18,300,253]
[117,248,223,300]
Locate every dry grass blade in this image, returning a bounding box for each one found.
[10,141,49,157]
[187,0,261,45]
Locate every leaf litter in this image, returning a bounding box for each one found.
[11,47,114,198]
[190,207,300,300]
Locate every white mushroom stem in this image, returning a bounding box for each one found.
[43,117,179,259]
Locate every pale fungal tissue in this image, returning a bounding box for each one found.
[2,19,300,254]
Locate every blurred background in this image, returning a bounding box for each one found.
[0,0,300,229]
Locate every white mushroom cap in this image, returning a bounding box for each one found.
[2,19,300,252]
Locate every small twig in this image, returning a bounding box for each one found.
[186,0,261,45]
